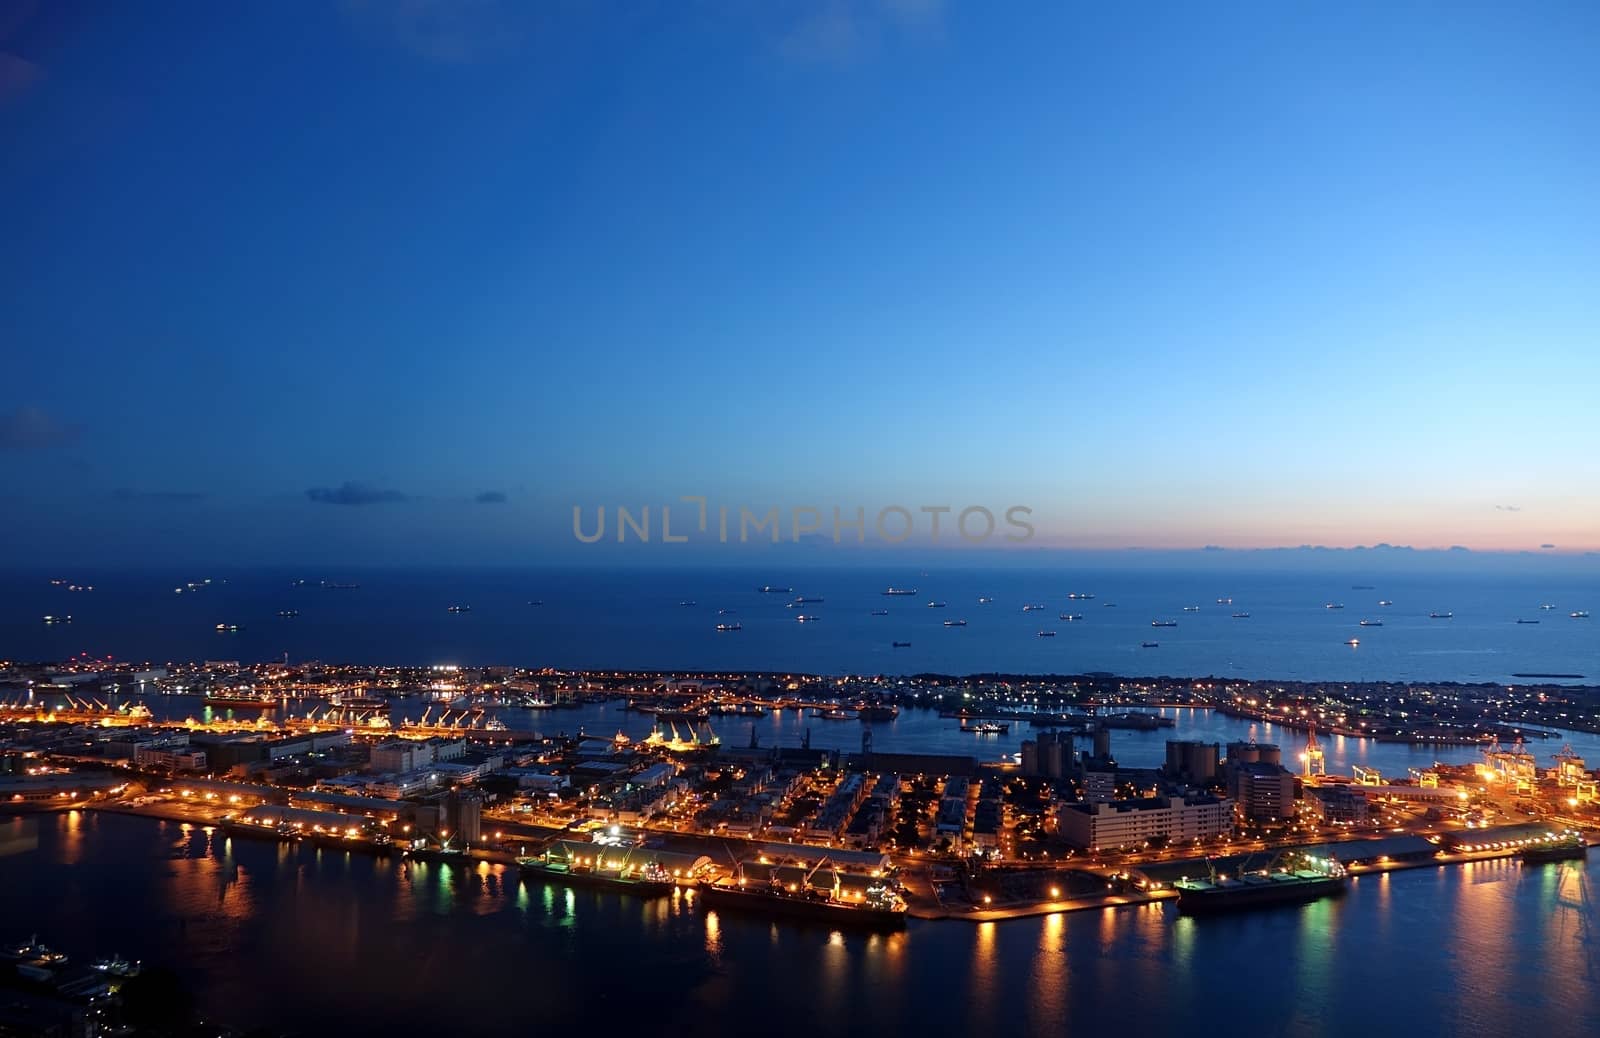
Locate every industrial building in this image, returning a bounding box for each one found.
[1058,795,1235,851]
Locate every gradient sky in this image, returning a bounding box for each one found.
[3,1,1598,565]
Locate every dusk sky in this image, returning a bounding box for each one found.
[3,1,1598,564]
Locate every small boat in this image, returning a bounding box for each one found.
[1022,604,1045,612]
[1150,620,1178,628]
[1540,604,1556,610]
[717,608,736,615]
[869,609,889,616]
[1430,611,1453,619]
[819,708,855,720]
[1037,630,1056,638]
[1182,605,1201,612]
[943,619,968,627]
[715,623,742,632]
[41,615,72,624]
[1325,603,1345,610]
[963,721,1009,734]
[1378,600,1393,607]
[1216,597,1233,605]
[214,623,242,632]
[90,954,141,977]
[978,596,994,604]
[926,601,948,608]
[1067,592,1095,600]
[1140,641,1159,648]
[1573,611,1591,619]
[795,615,820,623]
[446,604,471,613]
[1359,619,1383,627]
[1232,612,1250,619]
[1345,638,1360,646]
[1059,613,1083,621]
[892,641,912,648]
[1103,602,1117,608]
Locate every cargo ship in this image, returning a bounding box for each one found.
[1060,613,1083,621]
[204,690,279,709]
[1359,619,1383,627]
[715,622,742,631]
[1151,619,1178,628]
[882,587,919,596]
[1037,630,1056,637]
[519,857,675,897]
[697,877,907,930]
[870,609,890,616]
[855,703,900,720]
[1518,833,1587,866]
[1174,852,1348,914]
[943,619,967,627]
[1022,604,1046,612]
[757,585,793,593]
[1430,611,1453,619]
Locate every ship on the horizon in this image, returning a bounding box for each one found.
[882,587,918,596]
[1430,611,1453,619]
[1359,619,1383,627]
[1345,637,1360,646]
[1325,603,1345,610]
[277,609,299,618]
[1059,613,1083,621]
[447,604,471,613]
[1037,630,1056,638]
[1067,592,1095,600]
[215,623,242,633]
[1232,612,1250,619]
[41,615,72,624]
[1516,618,1541,625]
[1378,599,1393,606]
[795,614,820,623]
[1022,604,1045,612]
[1573,611,1591,619]
[892,641,912,648]
[870,609,889,616]
[1216,597,1233,605]
[715,622,742,632]
[758,585,793,594]
[1141,641,1159,648]
[793,596,824,604]
[926,601,948,608]
[943,619,967,627]
[1151,620,1178,628]
[1183,605,1201,612]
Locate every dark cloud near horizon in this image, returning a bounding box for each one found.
[113,488,206,503]
[0,405,82,449]
[306,481,409,506]
[1541,543,1556,549]
[474,490,508,504]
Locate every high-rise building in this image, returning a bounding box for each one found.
[1230,761,1296,823]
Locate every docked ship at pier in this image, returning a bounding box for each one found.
[1173,851,1349,913]
[698,858,908,929]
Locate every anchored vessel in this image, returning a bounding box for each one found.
[1174,852,1349,914]
[698,874,907,929]
[1518,832,1587,866]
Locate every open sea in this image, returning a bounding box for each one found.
[3,566,1597,682]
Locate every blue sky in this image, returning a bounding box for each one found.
[3,1,1598,564]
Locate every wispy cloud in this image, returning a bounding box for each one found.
[0,406,82,450]
[1541,543,1556,550]
[341,0,527,63]
[474,490,508,504]
[306,481,409,506]
[113,488,206,503]
[776,0,944,63]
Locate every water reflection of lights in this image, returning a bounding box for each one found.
[704,909,722,961]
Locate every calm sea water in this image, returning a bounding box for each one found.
[2,810,1595,1038]
[3,567,1597,682]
